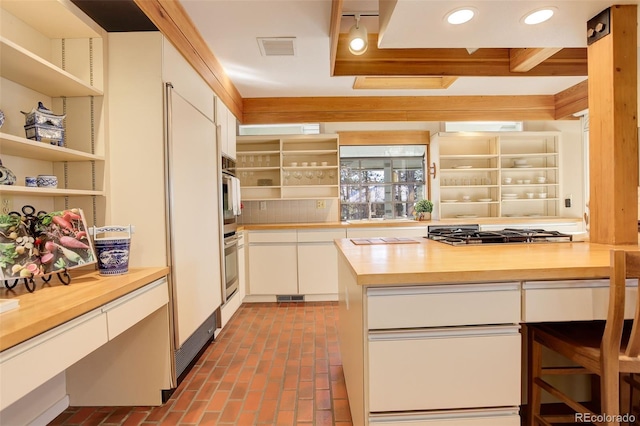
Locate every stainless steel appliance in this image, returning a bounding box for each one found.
[221,155,238,236]
[221,155,239,303]
[427,225,573,246]
[223,233,239,302]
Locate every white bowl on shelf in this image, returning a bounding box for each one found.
[513,158,528,166]
[290,162,298,167]
[538,192,548,199]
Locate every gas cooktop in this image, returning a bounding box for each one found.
[426,225,574,246]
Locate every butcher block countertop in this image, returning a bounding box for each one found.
[241,217,582,231]
[0,267,169,352]
[335,238,638,286]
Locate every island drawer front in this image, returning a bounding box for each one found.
[523,279,637,322]
[102,277,169,340]
[368,326,521,412]
[0,310,108,411]
[367,283,520,329]
[369,408,520,425]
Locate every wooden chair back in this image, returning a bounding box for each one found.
[606,250,640,359]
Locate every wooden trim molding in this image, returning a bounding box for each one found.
[242,95,556,124]
[329,0,343,77]
[134,0,243,119]
[338,130,430,146]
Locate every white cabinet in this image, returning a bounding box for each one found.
[247,228,345,298]
[0,0,106,219]
[338,276,523,425]
[432,132,561,219]
[248,231,298,295]
[216,96,237,159]
[297,229,346,295]
[0,309,108,411]
[236,134,339,200]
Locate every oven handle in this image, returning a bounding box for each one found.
[224,236,240,248]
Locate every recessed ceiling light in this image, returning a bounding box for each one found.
[523,7,556,25]
[446,8,476,25]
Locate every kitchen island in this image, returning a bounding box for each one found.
[335,238,636,425]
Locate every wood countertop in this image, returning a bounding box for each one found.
[335,238,638,286]
[0,267,169,351]
[241,217,583,231]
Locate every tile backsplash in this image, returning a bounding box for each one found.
[238,199,339,224]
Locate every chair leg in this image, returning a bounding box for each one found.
[600,359,620,426]
[528,326,543,426]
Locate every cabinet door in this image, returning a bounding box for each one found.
[298,243,338,294]
[216,97,229,156]
[297,229,345,295]
[249,244,297,295]
[226,110,237,159]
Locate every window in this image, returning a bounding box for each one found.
[340,146,426,220]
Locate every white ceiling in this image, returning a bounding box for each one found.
[180,0,637,99]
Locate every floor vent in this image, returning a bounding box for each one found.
[277,294,305,302]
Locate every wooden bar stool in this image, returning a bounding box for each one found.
[527,249,640,426]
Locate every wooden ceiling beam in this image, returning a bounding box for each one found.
[242,95,555,124]
[334,34,587,77]
[329,0,343,77]
[510,48,563,72]
[134,0,243,119]
[554,79,589,119]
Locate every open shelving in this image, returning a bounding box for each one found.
[0,0,106,221]
[433,132,562,219]
[236,135,339,200]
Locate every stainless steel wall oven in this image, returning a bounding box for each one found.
[221,155,239,303]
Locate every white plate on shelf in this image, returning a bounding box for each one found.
[477,198,492,202]
[453,165,473,169]
[442,199,458,203]
[513,165,533,168]
[456,214,478,218]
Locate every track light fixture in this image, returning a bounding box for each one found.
[348,14,368,55]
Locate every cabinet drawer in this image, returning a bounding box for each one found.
[297,229,346,243]
[523,280,637,322]
[369,408,520,426]
[249,231,297,243]
[367,283,520,329]
[102,277,169,340]
[368,326,521,412]
[0,310,108,410]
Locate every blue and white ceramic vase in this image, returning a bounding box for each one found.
[0,158,16,186]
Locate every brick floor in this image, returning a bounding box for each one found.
[49,302,352,425]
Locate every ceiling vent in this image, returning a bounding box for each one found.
[257,37,297,56]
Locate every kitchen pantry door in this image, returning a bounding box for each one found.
[166,86,222,347]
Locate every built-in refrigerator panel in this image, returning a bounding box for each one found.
[164,83,222,351]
